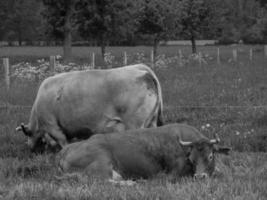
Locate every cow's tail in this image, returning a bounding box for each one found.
[140,64,164,127]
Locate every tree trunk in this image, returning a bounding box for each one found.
[18,37,22,46]
[18,23,22,46]
[153,37,159,58]
[63,30,72,62]
[190,35,197,54]
[238,0,243,17]
[101,42,106,59]
[63,0,73,63]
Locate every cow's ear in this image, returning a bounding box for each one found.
[181,145,193,158]
[178,136,194,157]
[21,124,32,137]
[214,145,231,155]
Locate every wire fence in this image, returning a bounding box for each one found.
[1,45,267,90]
[1,104,266,123]
[1,105,266,109]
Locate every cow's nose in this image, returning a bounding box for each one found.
[194,173,208,179]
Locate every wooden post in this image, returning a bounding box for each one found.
[3,58,10,90]
[91,52,95,69]
[151,50,154,68]
[233,49,237,62]
[179,49,182,66]
[49,56,55,72]
[123,51,127,66]
[217,47,220,64]
[264,45,267,58]
[249,48,253,61]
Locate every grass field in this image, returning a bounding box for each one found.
[0,45,267,199]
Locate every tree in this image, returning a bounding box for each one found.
[76,0,136,58]
[257,0,267,6]
[0,1,9,40]
[178,0,219,53]
[136,0,178,57]
[42,0,77,62]
[0,0,42,45]
[217,0,267,44]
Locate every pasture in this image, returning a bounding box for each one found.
[0,45,267,199]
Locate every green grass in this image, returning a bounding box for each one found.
[0,126,266,200]
[0,109,266,199]
[0,45,267,199]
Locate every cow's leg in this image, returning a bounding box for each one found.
[84,155,113,179]
[108,170,136,186]
[126,92,157,129]
[43,133,57,147]
[46,126,67,148]
[107,165,136,186]
[141,92,158,128]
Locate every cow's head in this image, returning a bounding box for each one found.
[180,136,230,179]
[16,123,56,153]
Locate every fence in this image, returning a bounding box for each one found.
[1,45,267,90]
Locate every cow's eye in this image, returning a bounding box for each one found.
[208,153,213,161]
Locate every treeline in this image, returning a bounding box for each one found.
[0,0,266,60]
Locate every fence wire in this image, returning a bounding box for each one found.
[1,105,267,109]
[1,105,266,115]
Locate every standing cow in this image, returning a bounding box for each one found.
[16,64,163,152]
[57,123,231,181]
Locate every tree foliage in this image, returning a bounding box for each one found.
[0,0,266,54]
[217,0,267,44]
[136,0,178,56]
[42,0,77,61]
[178,0,220,53]
[0,0,42,45]
[76,0,136,58]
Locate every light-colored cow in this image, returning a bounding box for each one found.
[16,64,163,152]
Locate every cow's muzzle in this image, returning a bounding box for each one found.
[194,173,208,179]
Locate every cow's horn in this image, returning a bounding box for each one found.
[179,139,193,146]
[209,139,217,144]
[16,126,22,131]
[19,123,31,136]
[16,123,25,132]
[210,133,220,144]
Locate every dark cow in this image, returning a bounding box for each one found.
[16,64,163,152]
[57,123,230,182]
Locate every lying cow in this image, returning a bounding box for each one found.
[57,123,230,182]
[16,64,163,152]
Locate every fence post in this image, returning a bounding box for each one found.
[151,50,154,68]
[264,45,267,58]
[217,48,220,64]
[123,51,127,66]
[3,58,10,90]
[178,49,183,66]
[49,56,55,72]
[249,48,253,61]
[91,52,95,69]
[233,49,237,62]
